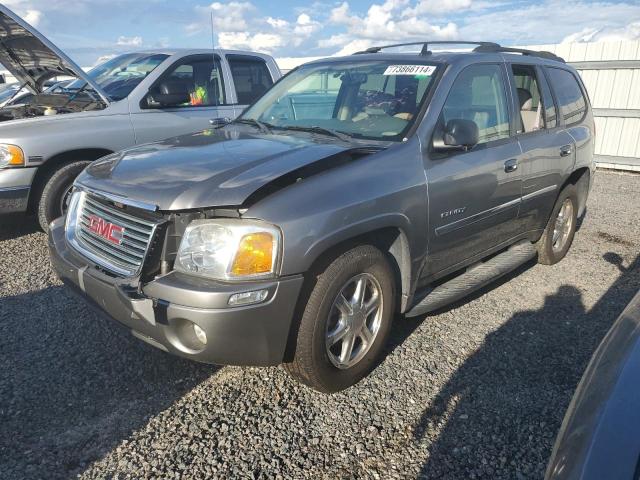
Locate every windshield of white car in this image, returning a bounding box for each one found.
[66,53,169,101]
[240,60,439,141]
[0,84,20,102]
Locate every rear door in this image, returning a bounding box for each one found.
[129,54,235,144]
[546,66,593,173]
[508,63,576,233]
[424,63,523,277]
[226,54,276,115]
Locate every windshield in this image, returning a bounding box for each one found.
[241,60,438,141]
[66,53,169,101]
[0,84,20,102]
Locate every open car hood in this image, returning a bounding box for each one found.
[0,5,110,103]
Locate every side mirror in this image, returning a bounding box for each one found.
[146,81,190,108]
[433,119,479,152]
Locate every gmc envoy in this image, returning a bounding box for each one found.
[49,41,595,392]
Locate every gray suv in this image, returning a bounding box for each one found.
[0,5,280,230]
[49,41,595,392]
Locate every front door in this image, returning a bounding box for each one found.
[424,63,523,277]
[130,54,235,144]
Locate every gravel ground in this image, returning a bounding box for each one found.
[1,171,639,480]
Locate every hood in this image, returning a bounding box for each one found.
[76,127,378,211]
[0,5,110,103]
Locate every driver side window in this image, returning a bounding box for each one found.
[441,64,510,145]
[145,55,226,109]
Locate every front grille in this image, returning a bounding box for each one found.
[69,192,160,276]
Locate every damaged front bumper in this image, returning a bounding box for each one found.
[48,217,304,366]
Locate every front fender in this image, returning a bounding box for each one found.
[243,139,429,280]
[0,104,134,163]
[302,212,412,269]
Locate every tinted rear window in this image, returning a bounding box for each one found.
[227,55,274,105]
[546,68,587,125]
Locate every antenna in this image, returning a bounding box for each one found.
[210,10,216,52]
[210,10,218,105]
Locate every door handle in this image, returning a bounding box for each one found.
[209,117,231,127]
[504,159,518,173]
[560,145,573,157]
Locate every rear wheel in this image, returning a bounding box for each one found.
[284,245,395,393]
[536,184,578,265]
[37,161,91,232]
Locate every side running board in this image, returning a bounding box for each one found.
[406,241,537,317]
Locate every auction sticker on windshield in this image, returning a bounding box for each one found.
[383,65,436,76]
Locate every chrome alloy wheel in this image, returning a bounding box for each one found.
[552,198,574,253]
[325,273,383,369]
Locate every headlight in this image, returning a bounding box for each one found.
[175,219,281,281]
[0,144,24,168]
[65,190,83,234]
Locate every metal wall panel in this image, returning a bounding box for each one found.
[525,40,640,170]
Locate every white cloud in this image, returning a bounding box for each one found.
[218,31,285,52]
[266,17,289,29]
[292,13,321,41]
[325,0,458,54]
[116,35,143,47]
[562,21,640,43]
[333,39,375,56]
[5,0,640,64]
[403,0,471,16]
[188,1,254,35]
[214,6,321,51]
[329,2,353,25]
[459,0,640,46]
[23,9,42,26]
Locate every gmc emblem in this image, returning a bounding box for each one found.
[87,214,125,245]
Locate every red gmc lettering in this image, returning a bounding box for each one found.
[88,215,124,245]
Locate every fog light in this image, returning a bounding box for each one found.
[193,324,207,345]
[228,289,269,306]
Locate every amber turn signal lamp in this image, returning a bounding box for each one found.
[231,232,275,276]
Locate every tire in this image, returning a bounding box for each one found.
[284,245,396,393]
[536,184,578,265]
[37,161,91,232]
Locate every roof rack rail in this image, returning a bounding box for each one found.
[473,45,565,63]
[354,41,500,56]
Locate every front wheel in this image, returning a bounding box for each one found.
[536,184,578,265]
[284,245,395,393]
[37,161,91,232]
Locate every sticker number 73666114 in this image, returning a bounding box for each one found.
[383,65,436,76]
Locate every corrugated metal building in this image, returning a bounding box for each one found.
[525,41,640,171]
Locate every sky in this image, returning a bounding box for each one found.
[3,0,640,66]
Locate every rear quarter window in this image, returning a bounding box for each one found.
[546,68,587,125]
[227,55,274,105]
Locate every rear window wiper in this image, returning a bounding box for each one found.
[275,125,353,142]
[232,118,273,134]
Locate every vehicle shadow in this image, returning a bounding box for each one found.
[384,258,538,359]
[0,214,40,241]
[411,252,640,479]
[0,285,215,479]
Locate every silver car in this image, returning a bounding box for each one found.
[0,5,280,229]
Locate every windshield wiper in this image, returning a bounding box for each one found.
[274,125,353,142]
[232,118,273,134]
